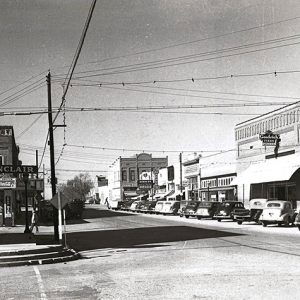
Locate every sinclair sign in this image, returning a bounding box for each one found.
[0,165,37,174]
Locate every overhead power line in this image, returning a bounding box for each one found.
[16,114,44,139]
[0,69,47,98]
[53,33,300,79]
[55,15,300,69]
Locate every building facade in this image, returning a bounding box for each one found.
[183,154,200,201]
[0,126,42,226]
[233,102,300,209]
[108,153,168,207]
[199,151,237,202]
[0,126,20,226]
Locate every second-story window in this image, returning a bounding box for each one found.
[129,169,135,181]
[122,170,127,181]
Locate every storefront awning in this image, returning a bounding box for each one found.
[153,190,173,200]
[131,194,148,200]
[166,190,183,200]
[123,191,138,198]
[231,155,300,186]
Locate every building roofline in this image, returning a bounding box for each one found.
[183,157,199,166]
[235,100,300,127]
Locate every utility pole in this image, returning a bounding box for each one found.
[179,152,183,193]
[47,71,59,241]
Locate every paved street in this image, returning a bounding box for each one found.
[1,205,300,300]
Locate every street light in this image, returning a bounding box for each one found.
[23,173,30,233]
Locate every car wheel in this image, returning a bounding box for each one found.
[262,222,267,227]
[298,225,300,231]
[217,219,221,222]
[197,216,201,220]
[237,221,242,225]
[185,216,189,219]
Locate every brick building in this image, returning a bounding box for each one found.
[232,101,300,209]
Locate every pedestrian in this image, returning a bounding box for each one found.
[30,209,39,233]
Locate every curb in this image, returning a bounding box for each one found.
[0,245,64,257]
[0,248,81,268]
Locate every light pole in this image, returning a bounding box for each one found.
[207,182,210,202]
[23,173,30,233]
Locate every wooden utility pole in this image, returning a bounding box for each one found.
[47,71,59,241]
[179,152,183,193]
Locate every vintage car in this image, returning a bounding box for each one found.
[160,201,180,215]
[141,200,158,214]
[134,200,148,213]
[195,201,221,220]
[294,212,300,230]
[121,199,136,211]
[233,198,268,225]
[182,201,200,218]
[214,201,245,222]
[154,201,165,214]
[260,200,295,227]
[129,200,142,212]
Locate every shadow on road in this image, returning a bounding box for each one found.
[67,225,244,252]
[82,208,132,219]
[0,233,35,245]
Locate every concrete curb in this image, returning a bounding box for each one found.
[0,247,81,267]
[0,245,64,257]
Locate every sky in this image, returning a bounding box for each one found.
[2,0,300,198]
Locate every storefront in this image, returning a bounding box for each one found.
[234,101,300,208]
[231,153,300,209]
[201,174,237,202]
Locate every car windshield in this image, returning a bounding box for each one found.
[186,204,197,209]
[267,203,281,208]
[199,202,212,208]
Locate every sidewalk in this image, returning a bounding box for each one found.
[0,225,80,267]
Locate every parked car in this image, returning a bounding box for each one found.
[154,201,165,214]
[120,199,136,211]
[183,201,200,218]
[214,201,245,222]
[195,201,221,220]
[140,200,157,214]
[260,200,295,227]
[294,212,300,230]
[160,201,180,215]
[129,200,142,212]
[135,200,148,213]
[233,198,268,225]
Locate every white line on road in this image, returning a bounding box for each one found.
[33,266,47,300]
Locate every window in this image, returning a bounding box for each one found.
[0,156,3,165]
[292,111,295,123]
[129,169,135,181]
[122,170,127,181]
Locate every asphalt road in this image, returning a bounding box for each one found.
[1,205,300,300]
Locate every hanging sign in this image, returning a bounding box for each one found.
[259,130,280,146]
[0,178,16,189]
